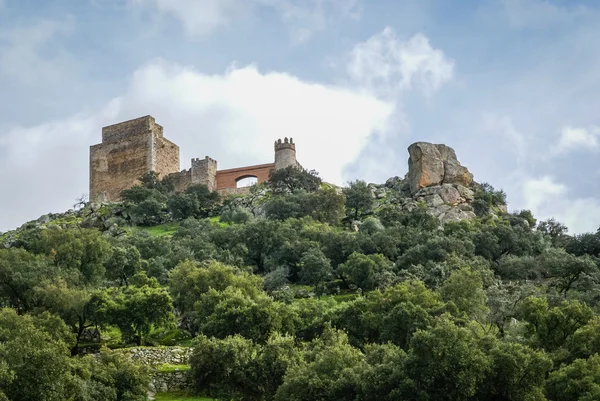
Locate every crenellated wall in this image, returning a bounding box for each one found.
[89,115,300,201]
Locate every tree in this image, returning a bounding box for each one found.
[190,334,261,400]
[404,318,491,401]
[336,252,393,291]
[267,166,322,194]
[105,245,144,286]
[476,341,551,400]
[0,248,57,313]
[299,248,332,295]
[35,281,100,355]
[546,355,600,401]
[274,328,365,401]
[96,279,175,345]
[519,297,594,352]
[0,308,76,401]
[537,218,569,246]
[196,287,282,342]
[440,266,489,321]
[78,350,151,401]
[343,180,375,220]
[167,184,221,220]
[28,227,112,285]
[168,260,263,335]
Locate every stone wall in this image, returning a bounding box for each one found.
[192,157,218,191]
[115,347,193,394]
[90,130,152,202]
[168,169,192,193]
[154,136,180,179]
[90,116,301,201]
[116,346,192,366]
[90,116,180,202]
[150,370,192,394]
[274,138,297,170]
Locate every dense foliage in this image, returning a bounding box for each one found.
[2,166,600,400]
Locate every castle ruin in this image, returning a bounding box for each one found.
[89,115,299,202]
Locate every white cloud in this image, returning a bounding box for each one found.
[129,0,247,38]
[0,60,393,232]
[521,175,600,233]
[347,27,454,98]
[266,0,361,44]
[130,0,361,42]
[523,176,566,211]
[502,0,590,28]
[555,126,600,152]
[0,16,75,85]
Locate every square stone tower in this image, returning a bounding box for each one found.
[89,115,180,202]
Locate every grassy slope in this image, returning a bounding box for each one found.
[155,392,214,401]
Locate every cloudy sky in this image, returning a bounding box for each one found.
[1,0,600,234]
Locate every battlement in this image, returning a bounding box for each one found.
[192,156,217,165]
[90,115,300,201]
[101,115,163,143]
[274,137,295,151]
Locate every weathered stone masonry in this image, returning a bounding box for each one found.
[89,116,299,202]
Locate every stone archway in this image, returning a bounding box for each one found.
[215,163,275,190]
[236,175,258,188]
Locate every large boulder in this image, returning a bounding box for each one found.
[406,142,473,194]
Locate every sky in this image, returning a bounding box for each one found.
[1,0,600,234]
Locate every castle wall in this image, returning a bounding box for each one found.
[167,169,192,193]
[215,163,275,190]
[191,157,218,191]
[89,117,301,201]
[90,116,179,202]
[154,137,180,178]
[274,138,297,170]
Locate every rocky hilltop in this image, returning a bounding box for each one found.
[1,141,506,247]
[368,142,503,225]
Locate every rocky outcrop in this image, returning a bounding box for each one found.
[406,142,473,194]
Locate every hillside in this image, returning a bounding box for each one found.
[1,143,600,400]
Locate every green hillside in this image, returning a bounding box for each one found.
[1,167,600,400]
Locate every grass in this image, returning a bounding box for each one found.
[154,392,214,401]
[156,364,191,373]
[138,222,180,237]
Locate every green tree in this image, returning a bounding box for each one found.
[96,280,174,345]
[440,266,489,321]
[196,287,282,342]
[336,252,393,291]
[519,297,594,352]
[190,334,261,400]
[476,341,552,401]
[275,327,365,401]
[404,318,491,401]
[343,180,375,220]
[546,354,600,401]
[299,248,332,295]
[105,245,144,286]
[267,166,322,194]
[0,308,77,401]
[35,281,100,355]
[29,227,112,285]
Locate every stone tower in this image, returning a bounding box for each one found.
[274,137,298,170]
[191,156,218,191]
[89,115,180,202]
